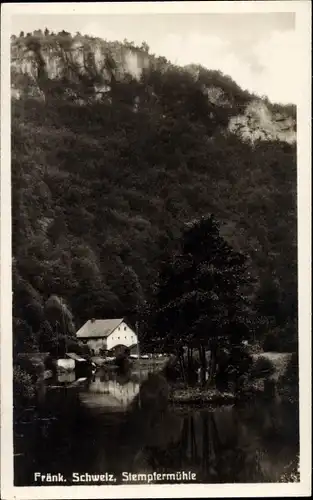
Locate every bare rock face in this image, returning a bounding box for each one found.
[229,100,296,144]
[11,35,150,104]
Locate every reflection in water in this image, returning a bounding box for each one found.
[57,371,76,384]
[82,372,139,408]
[14,368,299,485]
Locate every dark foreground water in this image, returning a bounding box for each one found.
[14,367,299,485]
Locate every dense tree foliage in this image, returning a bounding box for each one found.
[142,215,254,384]
[11,31,297,358]
[144,216,252,342]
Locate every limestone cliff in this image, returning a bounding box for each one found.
[11,32,296,144]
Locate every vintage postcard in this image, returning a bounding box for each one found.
[1,1,311,499]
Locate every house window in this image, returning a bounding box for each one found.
[124,326,126,331]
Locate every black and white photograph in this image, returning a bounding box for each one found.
[1,1,311,499]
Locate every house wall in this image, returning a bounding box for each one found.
[129,344,139,355]
[107,322,137,351]
[109,345,128,357]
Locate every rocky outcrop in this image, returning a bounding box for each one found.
[229,100,296,144]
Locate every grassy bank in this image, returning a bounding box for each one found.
[168,386,235,406]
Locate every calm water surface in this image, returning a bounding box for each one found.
[14,366,299,485]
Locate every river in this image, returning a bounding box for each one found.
[14,365,299,485]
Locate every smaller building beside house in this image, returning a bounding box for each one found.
[56,352,96,375]
[66,352,94,378]
[56,356,75,372]
[76,318,138,356]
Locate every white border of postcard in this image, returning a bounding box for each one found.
[1,1,312,499]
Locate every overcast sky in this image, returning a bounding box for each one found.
[12,12,297,104]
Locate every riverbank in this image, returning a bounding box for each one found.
[91,356,168,370]
[169,386,235,406]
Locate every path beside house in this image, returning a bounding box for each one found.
[252,352,292,381]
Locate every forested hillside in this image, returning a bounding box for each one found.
[11,30,297,356]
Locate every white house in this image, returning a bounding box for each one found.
[76,318,138,356]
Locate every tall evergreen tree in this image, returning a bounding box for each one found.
[148,215,252,382]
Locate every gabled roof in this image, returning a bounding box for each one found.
[76,318,124,339]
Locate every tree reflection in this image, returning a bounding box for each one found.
[120,374,298,483]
